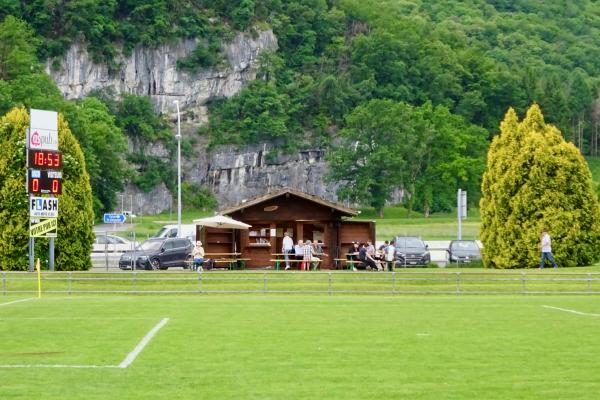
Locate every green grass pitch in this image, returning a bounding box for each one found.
[1,295,599,399]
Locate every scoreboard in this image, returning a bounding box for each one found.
[28,169,62,195]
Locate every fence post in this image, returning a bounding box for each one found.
[392,272,396,295]
[328,272,332,295]
[263,272,267,294]
[588,273,592,293]
[68,271,72,295]
[199,270,203,294]
[455,272,461,294]
[521,272,526,294]
[133,271,137,293]
[2,272,6,296]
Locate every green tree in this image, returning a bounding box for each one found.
[62,98,129,217]
[480,104,600,268]
[0,15,39,80]
[326,99,413,217]
[0,107,94,271]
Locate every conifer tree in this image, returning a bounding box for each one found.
[480,104,600,268]
[0,107,94,270]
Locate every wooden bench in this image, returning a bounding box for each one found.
[334,258,365,271]
[269,259,319,271]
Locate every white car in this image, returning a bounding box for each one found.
[93,234,138,253]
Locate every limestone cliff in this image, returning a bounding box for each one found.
[46,30,348,213]
[46,30,278,121]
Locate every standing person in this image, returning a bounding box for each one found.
[539,228,558,269]
[385,240,396,272]
[282,231,294,271]
[302,239,314,271]
[311,240,323,270]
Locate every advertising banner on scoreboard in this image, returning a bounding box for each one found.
[28,109,58,151]
[30,218,58,238]
[30,196,58,218]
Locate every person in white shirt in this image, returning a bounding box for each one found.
[282,232,294,270]
[385,240,396,271]
[539,228,558,269]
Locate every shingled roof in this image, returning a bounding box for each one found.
[219,188,358,217]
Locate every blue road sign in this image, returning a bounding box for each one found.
[103,213,126,224]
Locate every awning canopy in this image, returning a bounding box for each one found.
[193,215,252,230]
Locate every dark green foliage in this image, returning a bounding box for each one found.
[327,99,486,217]
[0,108,94,271]
[182,183,217,210]
[0,15,39,80]
[127,153,175,193]
[62,98,129,217]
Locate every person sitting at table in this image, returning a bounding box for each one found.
[311,240,322,270]
[347,241,360,260]
[359,243,381,271]
[192,241,205,271]
[294,240,304,262]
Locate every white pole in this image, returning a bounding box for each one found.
[174,101,182,238]
[457,189,462,240]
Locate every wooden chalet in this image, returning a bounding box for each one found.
[200,188,375,269]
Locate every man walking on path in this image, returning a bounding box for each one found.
[539,228,558,269]
[282,231,294,270]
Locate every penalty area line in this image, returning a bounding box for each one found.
[118,317,170,369]
[543,305,600,317]
[0,317,169,369]
[0,298,36,307]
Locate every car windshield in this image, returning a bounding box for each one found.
[153,227,170,238]
[395,238,424,248]
[139,241,163,251]
[451,241,478,250]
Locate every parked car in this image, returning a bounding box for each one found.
[119,237,193,270]
[393,236,431,267]
[93,234,138,253]
[446,240,481,264]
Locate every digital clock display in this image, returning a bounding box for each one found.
[28,169,62,195]
[28,149,62,170]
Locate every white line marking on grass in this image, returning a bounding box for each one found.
[0,298,36,307]
[543,305,600,317]
[0,364,119,369]
[118,317,169,369]
[0,317,169,369]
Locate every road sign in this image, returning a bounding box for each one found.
[103,213,126,224]
[30,196,58,218]
[30,218,57,237]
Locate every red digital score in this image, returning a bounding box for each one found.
[27,170,62,195]
[28,149,62,170]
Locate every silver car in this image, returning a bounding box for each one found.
[93,234,138,253]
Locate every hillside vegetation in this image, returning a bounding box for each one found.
[2,0,600,216]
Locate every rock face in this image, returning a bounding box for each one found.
[47,30,278,120]
[46,30,354,213]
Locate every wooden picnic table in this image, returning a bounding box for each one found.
[271,253,328,270]
[205,253,246,270]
